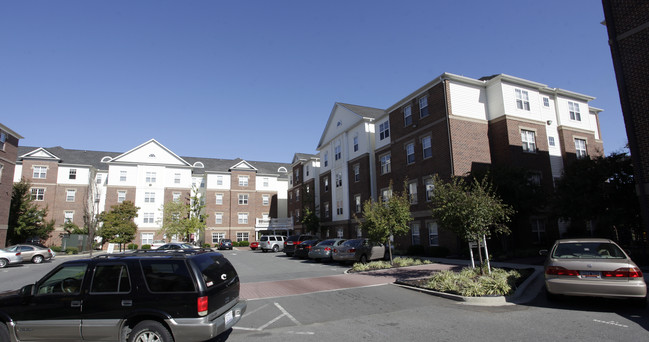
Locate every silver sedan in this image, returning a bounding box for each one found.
[543,238,647,304]
[308,239,346,262]
[332,238,386,264]
[0,248,23,268]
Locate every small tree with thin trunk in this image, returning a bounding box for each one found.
[356,181,412,264]
[430,175,514,273]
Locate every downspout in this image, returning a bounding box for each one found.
[443,78,455,176]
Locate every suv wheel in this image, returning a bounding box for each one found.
[32,255,44,264]
[129,320,173,342]
[272,245,279,253]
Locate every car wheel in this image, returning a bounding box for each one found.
[272,245,279,253]
[0,323,10,342]
[128,320,173,342]
[0,258,7,268]
[359,254,368,264]
[32,255,44,264]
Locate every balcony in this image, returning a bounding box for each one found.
[255,217,293,230]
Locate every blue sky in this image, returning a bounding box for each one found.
[1,1,627,163]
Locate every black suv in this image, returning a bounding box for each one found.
[0,249,246,342]
[283,234,317,257]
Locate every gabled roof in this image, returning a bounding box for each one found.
[317,102,385,149]
[19,147,61,161]
[0,123,24,139]
[292,153,318,165]
[108,139,192,167]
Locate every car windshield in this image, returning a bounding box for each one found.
[318,240,337,246]
[552,242,627,259]
[342,239,363,247]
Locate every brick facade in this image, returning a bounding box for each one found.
[0,126,22,247]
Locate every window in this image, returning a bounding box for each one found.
[419,96,429,118]
[353,136,359,152]
[528,172,542,186]
[141,233,154,245]
[324,202,330,218]
[337,228,344,238]
[548,136,556,146]
[31,188,45,201]
[215,212,223,224]
[295,189,300,201]
[144,192,155,203]
[380,154,391,174]
[355,194,362,213]
[173,192,181,202]
[515,89,530,111]
[0,131,5,150]
[334,144,341,160]
[422,136,432,159]
[324,152,329,167]
[215,193,223,205]
[144,172,156,183]
[543,97,550,107]
[117,191,126,203]
[336,200,343,215]
[428,222,439,246]
[91,264,131,293]
[294,169,300,183]
[306,165,310,177]
[263,177,269,187]
[212,232,225,243]
[120,171,127,182]
[66,189,76,202]
[262,194,270,205]
[425,178,435,202]
[37,265,87,295]
[521,130,536,153]
[412,222,421,245]
[0,164,3,182]
[531,219,546,243]
[236,232,249,242]
[69,169,77,180]
[33,166,47,179]
[381,188,392,202]
[143,213,154,224]
[568,101,581,121]
[379,120,390,140]
[406,143,415,164]
[324,177,329,192]
[96,174,103,185]
[335,173,342,187]
[64,211,74,223]
[408,181,418,204]
[404,105,413,126]
[141,260,194,293]
[575,138,587,159]
[354,164,360,182]
[238,194,249,205]
[174,173,181,184]
[239,176,249,187]
[238,213,248,224]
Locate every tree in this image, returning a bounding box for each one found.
[8,178,54,244]
[98,201,139,250]
[158,187,207,243]
[357,181,412,264]
[431,175,515,273]
[62,221,87,235]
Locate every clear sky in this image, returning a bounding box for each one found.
[1,0,627,163]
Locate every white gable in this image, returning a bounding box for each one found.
[317,104,366,150]
[20,148,61,161]
[109,139,190,166]
[230,160,257,171]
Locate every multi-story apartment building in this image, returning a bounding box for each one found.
[288,153,319,234]
[307,73,604,253]
[13,139,290,247]
[0,123,24,247]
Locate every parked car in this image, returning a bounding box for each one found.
[542,238,647,304]
[0,249,23,268]
[294,239,321,259]
[283,234,317,257]
[150,240,166,249]
[249,241,259,250]
[218,239,233,250]
[156,242,196,250]
[4,244,54,264]
[309,239,346,262]
[259,235,286,253]
[332,238,386,264]
[0,249,246,342]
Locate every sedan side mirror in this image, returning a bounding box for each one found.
[20,284,35,297]
[539,249,548,256]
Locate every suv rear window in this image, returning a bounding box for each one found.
[192,254,237,288]
[91,264,131,293]
[140,259,195,292]
[260,236,269,241]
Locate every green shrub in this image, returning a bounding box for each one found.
[141,244,151,250]
[203,243,211,248]
[50,246,62,253]
[230,241,239,247]
[351,257,431,272]
[127,243,138,250]
[424,267,522,296]
[238,241,250,247]
[66,247,79,255]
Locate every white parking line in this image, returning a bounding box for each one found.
[234,302,303,332]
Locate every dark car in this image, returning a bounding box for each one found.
[293,239,320,259]
[283,235,317,257]
[0,249,246,342]
[218,239,233,250]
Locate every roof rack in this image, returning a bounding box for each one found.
[93,248,215,259]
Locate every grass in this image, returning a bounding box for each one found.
[351,257,432,272]
[424,267,523,297]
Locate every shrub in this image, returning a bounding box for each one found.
[231,241,240,247]
[203,243,211,248]
[238,241,250,247]
[66,247,79,255]
[50,246,62,253]
[141,244,151,250]
[127,243,138,250]
[424,267,522,296]
[351,257,431,272]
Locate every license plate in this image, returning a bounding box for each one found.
[580,271,601,279]
[225,310,234,326]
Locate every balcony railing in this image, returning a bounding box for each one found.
[255,218,293,230]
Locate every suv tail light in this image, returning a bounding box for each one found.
[603,267,643,278]
[545,266,578,276]
[324,247,331,251]
[348,248,355,253]
[197,296,208,316]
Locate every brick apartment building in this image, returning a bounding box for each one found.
[0,123,23,248]
[13,139,290,248]
[293,73,604,254]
